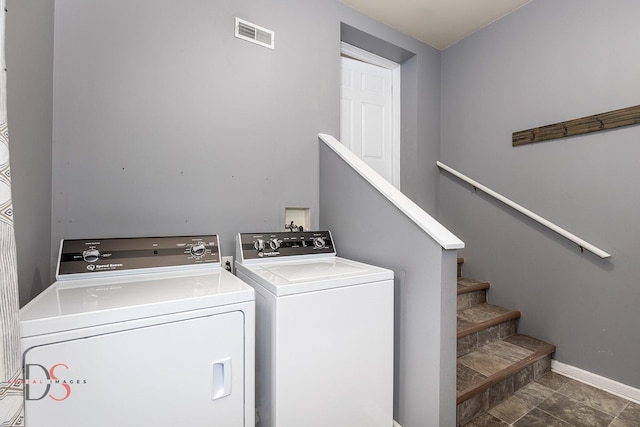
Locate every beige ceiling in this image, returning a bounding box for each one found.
[339,0,532,50]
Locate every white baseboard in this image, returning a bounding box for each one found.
[393,421,402,427]
[552,360,640,404]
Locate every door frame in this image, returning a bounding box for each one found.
[340,42,401,189]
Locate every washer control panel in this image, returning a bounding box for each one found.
[57,235,220,277]
[237,230,335,261]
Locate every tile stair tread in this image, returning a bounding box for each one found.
[455,266,557,424]
[456,333,555,405]
[458,277,490,295]
[457,303,521,338]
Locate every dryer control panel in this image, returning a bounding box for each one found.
[57,235,220,278]
[237,230,335,261]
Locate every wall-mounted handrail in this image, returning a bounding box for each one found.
[437,161,611,259]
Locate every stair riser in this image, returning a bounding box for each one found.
[456,355,552,426]
[457,289,487,311]
[457,320,517,357]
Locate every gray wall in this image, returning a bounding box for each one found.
[51,0,337,267]
[440,0,640,388]
[6,0,54,306]
[320,142,458,427]
[46,0,442,286]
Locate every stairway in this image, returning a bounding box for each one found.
[456,258,555,426]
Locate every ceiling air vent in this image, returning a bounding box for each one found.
[235,18,275,50]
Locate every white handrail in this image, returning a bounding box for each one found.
[437,161,611,259]
[319,134,464,250]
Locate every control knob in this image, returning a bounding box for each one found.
[269,238,281,250]
[82,249,101,263]
[254,239,266,252]
[190,243,207,257]
[313,237,326,249]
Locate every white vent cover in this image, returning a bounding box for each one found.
[235,18,275,49]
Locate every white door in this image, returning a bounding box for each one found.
[341,54,399,188]
[24,312,245,427]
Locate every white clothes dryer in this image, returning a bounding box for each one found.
[20,235,255,427]
[235,230,393,427]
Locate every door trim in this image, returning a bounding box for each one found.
[341,42,401,189]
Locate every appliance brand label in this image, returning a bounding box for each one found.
[86,263,123,271]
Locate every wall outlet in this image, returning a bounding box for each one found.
[221,256,234,274]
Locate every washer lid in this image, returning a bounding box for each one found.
[263,260,367,282]
[240,257,393,296]
[20,269,254,338]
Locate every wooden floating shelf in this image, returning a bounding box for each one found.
[513,104,640,146]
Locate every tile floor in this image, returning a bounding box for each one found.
[465,372,640,426]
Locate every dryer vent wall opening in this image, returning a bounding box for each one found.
[235,18,275,49]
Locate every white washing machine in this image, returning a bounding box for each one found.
[20,235,255,427]
[235,231,393,427]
